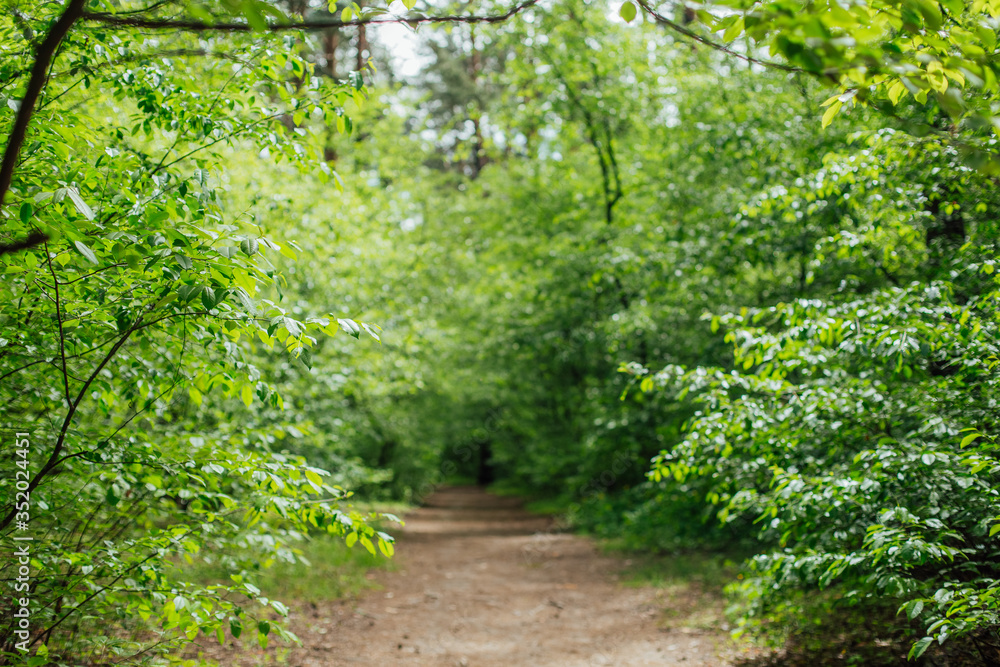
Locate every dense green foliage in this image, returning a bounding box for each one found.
[2,0,1000,664]
[0,2,393,663]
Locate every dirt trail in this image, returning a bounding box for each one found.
[286,486,733,666]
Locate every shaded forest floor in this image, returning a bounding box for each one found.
[202,486,757,666]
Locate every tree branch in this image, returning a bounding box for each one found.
[0,0,88,213]
[0,0,535,257]
[81,0,539,31]
[634,0,802,73]
[0,230,48,256]
[0,321,138,532]
[0,0,88,257]
[543,54,620,225]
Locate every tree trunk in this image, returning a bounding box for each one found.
[324,30,339,77]
[477,440,494,485]
[356,3,368,73]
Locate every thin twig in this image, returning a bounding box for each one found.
[42,240,72,408]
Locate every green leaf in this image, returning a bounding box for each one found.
[201,286,217,311]
[305,469,324,488]
[274,241,297,260]
[19,202,32,224]
[241,0,269,30]
[240,384,253,408]
[908,637,933,660]
[822,100,842,128]
[619,1,637,22]
[378,537,394,557]
[67,188,95,220]
[74,240,99,265]
[345,531,358,548]
[722,17,744,43]
[989,523,1000,537]
[338,318,361,338]
[888,80,907,106]
[178,284,202,303]
[241,238,260,256]
[909,0,942,30]
[960,432,981,448]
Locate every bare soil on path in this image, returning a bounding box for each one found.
[264,487,741,666]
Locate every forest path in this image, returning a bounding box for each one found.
[286,486,733,666]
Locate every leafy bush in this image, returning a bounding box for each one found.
[627,271,1000,655]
